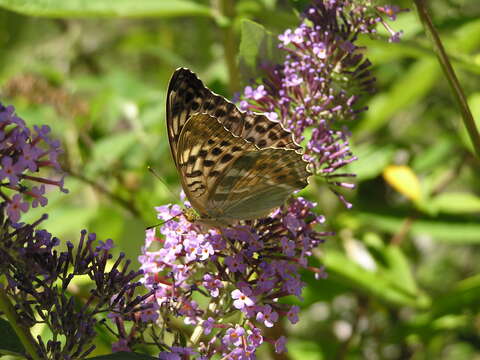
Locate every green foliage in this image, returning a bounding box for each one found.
[0,0,214,19]
[0,0,479,359]
[0,318,25,355]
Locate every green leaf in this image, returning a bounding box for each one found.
[90,133,138,170]
[321,250,428,308]
[344,143,395,181]
[411,136,455,172]
[429,192,480,215]
[0,318,25,354]
[356,212,480,244]
[381,245,418,295]
[410,274,480,332]
[358,57,440,133]
[238,19,281,81]
[446,18,480,53]
[289,340,324,360]
[88,352,156,360]
[33,206,98,237]
[459,93,480,152]
[0,0,213,18]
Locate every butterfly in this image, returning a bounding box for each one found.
[166,68,310,228]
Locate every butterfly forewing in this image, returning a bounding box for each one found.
[167,68,310,225]
[167,68,301,166]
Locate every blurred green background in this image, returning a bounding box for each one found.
[1,0,480,359]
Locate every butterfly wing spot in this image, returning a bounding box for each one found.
[172,102,182,117]
[184,91,194,103]
[221,154,234,163]
[203,101,214,110]
[255,125,267,133]
[191,101,200,111]
[186,170,203,178]
[214,109,226,118]
[268,131,279,141]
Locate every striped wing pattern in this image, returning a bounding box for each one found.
[166,68,310,225]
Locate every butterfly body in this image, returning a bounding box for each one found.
[167,68,310,227]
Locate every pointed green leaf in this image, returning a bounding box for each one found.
[0,318,25,355]
[238,19,282,81]
[0,0,213,18]
[321,250,429,308]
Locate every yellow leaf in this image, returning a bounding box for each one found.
[383,165,421,202]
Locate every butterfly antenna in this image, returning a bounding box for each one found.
[147,165,177,201]
[146,214,180,230]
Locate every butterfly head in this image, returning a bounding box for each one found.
[184,207,200,223]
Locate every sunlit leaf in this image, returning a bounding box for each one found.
[356,212,480,243]
[0,0,214,18]
[321,250,428,308]
[238,19,281,82]
[358,57,439,133]
[430,192,480,214]
[345,143,395,181]
[383,165,421,202]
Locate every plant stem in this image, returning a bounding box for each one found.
[64,166,140,217]
[0,285,41,360]
[218,0,240,93]
[413,0,480,158]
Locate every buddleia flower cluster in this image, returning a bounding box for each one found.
[0,103,149,359]
[0,103,67,223]
[137,198,329,359]
[240,0,405,207]
[136,1,403,358]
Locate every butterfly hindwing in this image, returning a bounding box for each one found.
[176,113,257,218]
[209,147,310,220]
[176,113,309,221]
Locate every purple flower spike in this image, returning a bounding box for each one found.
[256,304,279,328]
[232,288,255,310]
[140,196,329,358]
[241,0,401,204]
[137,2,402,358]
[222,326,245,347]
[0,102,67,223]
[6,194,29,223]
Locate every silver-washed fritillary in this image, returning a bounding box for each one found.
[166,68,310,227]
